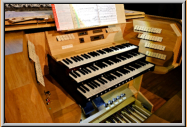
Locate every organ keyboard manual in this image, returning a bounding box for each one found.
[47,4,155,123]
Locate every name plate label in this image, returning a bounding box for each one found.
[62,44,73,49]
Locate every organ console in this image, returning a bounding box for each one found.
[4,4,182,124]
[46,20,155,122]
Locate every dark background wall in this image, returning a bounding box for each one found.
[124,4,182,19]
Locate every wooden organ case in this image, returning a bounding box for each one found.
[5,5,182,124]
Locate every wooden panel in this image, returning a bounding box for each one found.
[45,28,126,61]
[140,87,166,112]
[5,31,24,55]
[5,83,53,123]
[137,92,154,113]
[5,31,81,123]
[5,23,56,32]
[5,32,32,91]
[115,4,126,23]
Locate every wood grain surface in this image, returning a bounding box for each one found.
[5,31,81,123]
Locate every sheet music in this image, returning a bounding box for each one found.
[70,4,100,28]
[53,4,74,30]
[97,4,118,25]
[52,4,119,30]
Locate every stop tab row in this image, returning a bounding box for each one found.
[134,25,162,34]
[56,34,75,41]
[137,33,163,42]
[146,51,166,60]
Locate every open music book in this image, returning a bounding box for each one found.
[52,4,125,31]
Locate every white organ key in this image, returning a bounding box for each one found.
[117,116,126,123]
[131,107,147,119]
[129,110,145,122]
[121,111,140,123]
[121,113,132,123]
[133,105,151,117]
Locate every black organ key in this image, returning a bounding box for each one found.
[118,68,129,74]
[103,74,111,81]
[81,54,88,59]
[92,65,99,70]
[97,79,104,84]
[62,59,69,65]
[97,50,106,54]
[110,46,118,50]
[66,58,73,64]
[112,72,120,77]
[89,82,97,88]
[70,71,77,78]
[83,68,90,73]
[131,63,141,69]
[100,77,108,83]
[78,86,86,93]
[130,52,138,56]
[92,81,100,87]
[82,68,89,74]
[72,56,78,61]
[82,85,89,92]
[137,61,145,66]
[110,74,117,79]
[75,56,81,61]
[84,54,91,58]
[77,55,83,60]
[78,69,85,75]
[74,71,81,77]
[117,56,125,60]
[105,60,114,65]
[85,68,91,73]
[87,83,95,89]
[71,57,77,62]
[102,62,108,67]
[125,66,135,71]
[89,66,96,71]
[140,61,148,65]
